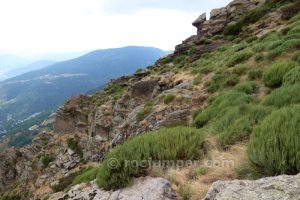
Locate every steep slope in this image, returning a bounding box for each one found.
[0,46,167,135]
[1,0,300,199]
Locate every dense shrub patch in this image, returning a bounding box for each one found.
[193,91,254,128]
[234,81,259,94]
[248,105,300,175]
[248,69,263,80]
[96,127,207,190]
[283,66,300,85]
[292,51,300,64]
[262,84,300,107]
[217,105,273,148]
[263,61,297,87]
[227,52,253,67]
[205,72,240,93]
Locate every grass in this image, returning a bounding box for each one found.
[262,84,300,107]
[262,61,297,87]
[96,127,208,190]
[248,105,300,175]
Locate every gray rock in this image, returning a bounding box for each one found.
[192,13,206,27]
[51,177,176,200]
[204,173,300,200]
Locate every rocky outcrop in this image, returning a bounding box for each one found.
[50,177,176,200]
[193,0,258,37]
[204,173,300,200]
[174,0,262,58]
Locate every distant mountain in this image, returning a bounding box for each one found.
[0,54,30,80]
[1,60,55,81]
[0,46,168,132]
[28,51,89,63]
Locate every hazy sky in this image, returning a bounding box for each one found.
[0,0,231,56]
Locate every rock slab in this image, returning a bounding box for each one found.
[204,173,300,200]
[51,176,176,200]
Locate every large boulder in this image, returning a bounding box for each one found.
[204,173,300,200]
[51,177,176,200]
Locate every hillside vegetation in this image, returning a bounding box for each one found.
[70,0,300,196]
[1,0,300,199]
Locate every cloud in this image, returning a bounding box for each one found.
[101,0,230,14]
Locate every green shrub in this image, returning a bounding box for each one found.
[224,74,240,86]
[193,91,254,128]
[234,81,259,94]
[233,43,248,52]
[72,167,98,186]
[283,66,300,85]
[1,195,22,200]
[287,25,300,35]
[41,155,55,168]
[262,84,300,107]
[248,105,300,175]
[163,94,176,104]
[67,138,83,158]
[136,102,153,122]
[96,127,207,190]
[217,105,273,148]
[174,55,188,64]
[263,61,297,87]
[51,168,92,192]
[178,184,192,200]
[292,51,300,64]
[255,54,264,62]
[248,69,263,80]
[246,36,258,43]
[205,72,240,93]
[227,52,252,67]
[105,84,127,100]
[232,65,247,75]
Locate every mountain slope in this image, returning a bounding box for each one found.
[1,0,300,199]
[0,46,167,132]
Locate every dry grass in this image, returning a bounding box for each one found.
[161,136,247,200]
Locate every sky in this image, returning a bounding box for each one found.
[0,0,231,57]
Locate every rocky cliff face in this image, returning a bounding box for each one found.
[174,0,264,59]
[1,0,299,199]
